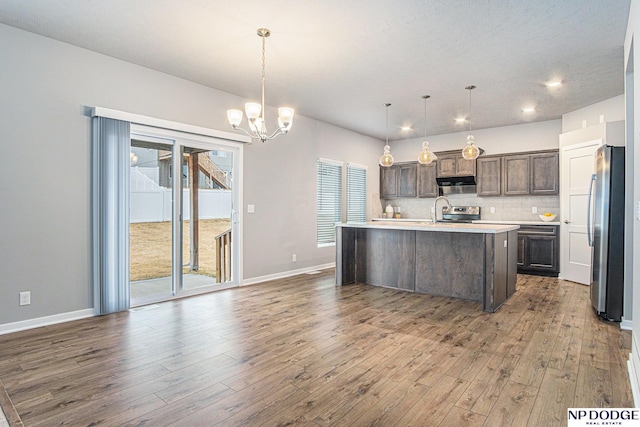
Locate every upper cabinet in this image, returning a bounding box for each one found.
[530,151,559,195]
[380,163,417,198]
[380,149,558,200]
[436,150,478,177]
[503,154,531,195]
[397,163,417,197]
[380,165,398,198]
[417,163,438,197]
[476,156,502,196]
[476,149,559,197]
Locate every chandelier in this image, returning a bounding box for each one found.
[226,28,294,142]
[379,103,394,167]
[461,85,480,160]
[418,95,437,164]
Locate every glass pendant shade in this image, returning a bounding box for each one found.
[278,107,295,131]
[418,141,437,164]
[379,145,394,167]
[245,102,262,120]
[227,109,243,127]
[462,135,480,160]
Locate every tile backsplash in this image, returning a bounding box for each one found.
[380,195,560,222]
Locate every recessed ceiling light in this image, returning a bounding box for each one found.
[455,117,466,124]
[522,107,536,113]
[400,126,412,132]
[546,80,562,88]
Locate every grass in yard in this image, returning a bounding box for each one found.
[129,218,231,281]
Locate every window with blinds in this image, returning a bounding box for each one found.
[347,163,367,223]
[317,159,343,246]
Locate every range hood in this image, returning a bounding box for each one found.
[436,175,477,195]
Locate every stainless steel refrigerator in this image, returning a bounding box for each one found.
[587,145,625,321]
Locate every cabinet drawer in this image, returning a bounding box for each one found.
[518,225,557,235]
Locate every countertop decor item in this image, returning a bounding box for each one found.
[539,213,556,222]
[226,28,294,142]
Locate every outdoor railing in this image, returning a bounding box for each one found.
[215,228,231,283]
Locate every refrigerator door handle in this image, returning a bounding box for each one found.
[587,173,596,247]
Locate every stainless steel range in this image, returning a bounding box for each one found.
[440,206,481,223]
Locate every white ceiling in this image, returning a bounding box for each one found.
[0,1,630,141]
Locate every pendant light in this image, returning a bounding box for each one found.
[379,103,394,167]
[226,28,294,143]
[461,85,480,160]
[418,95,437,165]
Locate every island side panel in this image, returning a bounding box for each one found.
[415,231,484,302]
[486,233,508,312]
[507,230,518,297]
[336,226,356,285]
[355,228,416,291]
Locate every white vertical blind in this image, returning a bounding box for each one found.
[347,163,367,223]
[317,159,343,246]
[92,116,131,314]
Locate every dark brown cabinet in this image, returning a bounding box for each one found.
[417,163,438,197]
[436,150,477,177]
[477,150,559,197]
[530,151,559,195]
[380,163,417,198]
[517,225,559,276]
[380,166,397,198]
[476,156,502,196]
[397,164,417,197]
[502,155,530,195]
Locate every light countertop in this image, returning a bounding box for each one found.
[337,221,519,234]
[372,218,561,226]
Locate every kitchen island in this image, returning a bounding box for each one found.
[336,221,519,312]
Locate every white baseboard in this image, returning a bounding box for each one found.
[621,319,633,330]
[628,334,640,407]
[0,309,95,336]
[242,263,335,286]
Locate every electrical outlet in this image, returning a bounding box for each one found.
[490,207,495,214]
[532,206,538,214]
[19,291,30,306]
[292,254,297,262]
[247,204,255,214]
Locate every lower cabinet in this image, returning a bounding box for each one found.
[517,225,559,276]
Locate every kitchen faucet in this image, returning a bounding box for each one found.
[433,196,451,222]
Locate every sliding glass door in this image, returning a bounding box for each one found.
[129,126,240,306]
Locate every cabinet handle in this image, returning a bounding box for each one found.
[563,220,570,224]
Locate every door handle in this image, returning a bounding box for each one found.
[586,173,596,247]
[563,220,570,224]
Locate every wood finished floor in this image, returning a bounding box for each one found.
[0,269,633,426]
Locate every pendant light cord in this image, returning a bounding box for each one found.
[261,33,266,120]
[465,85,475,135]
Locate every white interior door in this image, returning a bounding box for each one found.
[560,139,602,284]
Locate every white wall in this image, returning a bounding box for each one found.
[389,119,561,162]
[624,0,640,406]
[562,95,625,133]
[0,24,382,326]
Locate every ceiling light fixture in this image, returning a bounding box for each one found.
[522,107,536,113]
[455,117,466,124]
[418,95,437,165]
[379,103,394,167]
[226,28,294,143]
[461,85,480,160]
[546,80,562,88]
